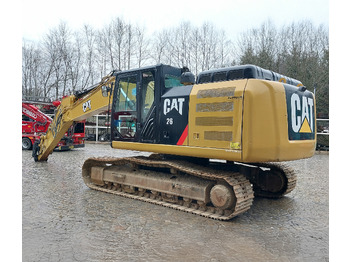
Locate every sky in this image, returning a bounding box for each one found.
[21,0,329,42]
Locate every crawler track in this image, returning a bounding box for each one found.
[253,162,297,198]
[236,162,297,198]
[82,156,254,220]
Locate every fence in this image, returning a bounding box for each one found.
[316,119,329,151]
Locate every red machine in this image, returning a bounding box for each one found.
[22,101,85,150]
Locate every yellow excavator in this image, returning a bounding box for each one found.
[33,64,316,220]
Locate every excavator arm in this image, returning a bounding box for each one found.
[33,74,115,161]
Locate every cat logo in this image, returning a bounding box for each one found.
[82,100,91,112]
[285,85,315,141]
[290,93,314,133]
[163,98,185,116]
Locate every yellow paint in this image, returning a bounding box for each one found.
[299,118,312,133]
[39,68,316,163]
[241,79,316,162]
[113,78,315,163]
[279,78,287,83]
[37,76,115,161]
[188,80,245,151]
[230,142,241,150]
[112,141,242,162]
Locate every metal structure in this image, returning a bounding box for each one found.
[85,114,110,142]
[316,118,329,150]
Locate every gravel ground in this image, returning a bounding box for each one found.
[22,143,329,262]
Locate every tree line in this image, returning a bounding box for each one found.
[22,18,329,116]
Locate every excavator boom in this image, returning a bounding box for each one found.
[33,74,115,161]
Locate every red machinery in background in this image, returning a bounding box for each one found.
[22,101,85,150]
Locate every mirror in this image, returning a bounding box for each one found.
[101,85,109,97]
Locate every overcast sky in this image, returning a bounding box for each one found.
[22,0,329,41]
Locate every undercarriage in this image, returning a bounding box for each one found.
[82,154,296,220]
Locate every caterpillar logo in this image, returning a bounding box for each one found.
[291,93,314,133]
[82,100,91,112]
[163,98,185,116]
[285,85,315,140]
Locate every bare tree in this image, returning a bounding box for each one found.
[99,22,115,72]
[213,30,232,68]
[135,25,150,67]
[151,29,170,64]
[80,24,97,88]
[235,20,328,115]
[189,27,201,75]
[111,18,126,71]
[169,21,192,68]
[22,17,328,117]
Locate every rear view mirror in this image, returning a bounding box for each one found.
[101,82,114,97]
[101,85,109,97]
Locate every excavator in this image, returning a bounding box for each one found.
[33,64,316,220]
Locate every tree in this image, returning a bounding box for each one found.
[134,25,150,68]
[235,20,329,116]
[22,17,328,116]
[237,20,277,69]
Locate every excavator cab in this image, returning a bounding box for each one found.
[111,64,187,144]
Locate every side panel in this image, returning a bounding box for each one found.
[241,79,316,162]
[188,80,246,154]
[159,86,192,145]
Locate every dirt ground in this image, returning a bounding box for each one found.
[22,144,329,262]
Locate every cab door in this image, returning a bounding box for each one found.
[111,69,156,142]
[112,74,138,141]
[138,70,156,143]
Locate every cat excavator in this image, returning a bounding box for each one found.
[33,64,316,220]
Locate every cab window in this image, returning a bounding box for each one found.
[116,76,137,111]
[141,71,155,123]
[164,74,183,89]
[114,75,137,139]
